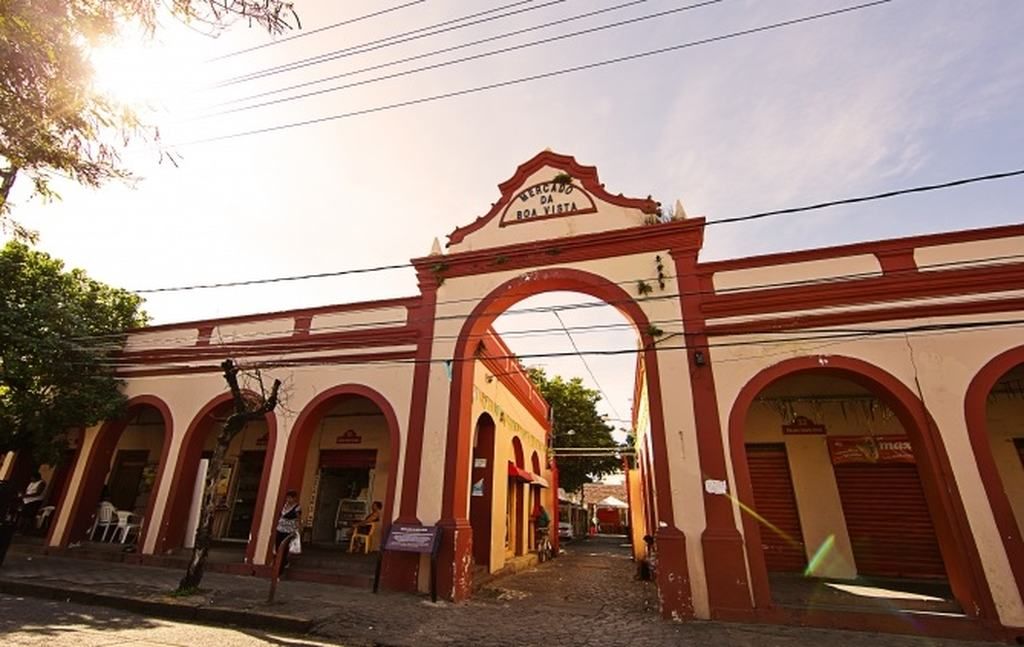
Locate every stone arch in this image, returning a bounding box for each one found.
[964,345,1024,604]
[438,267,689,614]
[267,384,401,562]
[59,395,173,549]
[154,391,278,562]
[727,355,997,621]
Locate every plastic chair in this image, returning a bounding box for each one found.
[116,514,143,544]
[91,501,117,541]
[348,521,378,554]
[111,510,134,543]
[35,505,55,531]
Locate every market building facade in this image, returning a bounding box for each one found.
[2,151,1023,640]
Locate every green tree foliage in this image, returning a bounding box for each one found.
[527,367,622,493]
[0,0,298,234]
[0,241,147,464]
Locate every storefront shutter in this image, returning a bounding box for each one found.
[746,443,806,572]
[834,462,946,579]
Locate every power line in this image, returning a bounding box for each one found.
[178,0,892,146]
[554,311,625,421]
[86,318,1024,373]
[205,0,655,109]
[195,0,721,119]
[213,0,561,87]
[207,1,428,62]
[128,168,1024,295]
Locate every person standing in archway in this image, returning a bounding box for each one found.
[275,489,301,568]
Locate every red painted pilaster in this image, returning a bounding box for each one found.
[672,249,754,617]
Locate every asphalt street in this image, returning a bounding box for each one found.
[0,594,346,647]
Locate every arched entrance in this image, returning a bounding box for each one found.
[155,393,277,562]
[437,268,691,617]
[728,356,997,621]
[270,385,400,565]
[965,346,1024,604]
[60,396,172,549]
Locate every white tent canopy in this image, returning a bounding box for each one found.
[595,495,629,509]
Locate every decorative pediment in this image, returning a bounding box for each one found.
[446,151,659,252]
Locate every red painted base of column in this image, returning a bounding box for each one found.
[654,526,693,620]
[702,527,755,618]
[436,518,473,602]
[379,550,419,593]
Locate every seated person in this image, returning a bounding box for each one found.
[351,501,383,552]
[18,472,46,533]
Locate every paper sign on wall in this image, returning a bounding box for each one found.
[473,458,487,469]
[828,435,915,464]
[471,479,485,496]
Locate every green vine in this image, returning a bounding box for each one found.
[636,280,654,297]
[655,255,666,289]
[553,172,572,185]
[494,254,509,266]
[545,246,562,256]
[647,324,664,338]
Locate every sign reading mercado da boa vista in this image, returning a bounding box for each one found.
[500,180,597,225]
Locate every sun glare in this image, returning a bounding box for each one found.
[89,31,197,110]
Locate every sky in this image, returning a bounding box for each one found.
[6,0,1024,434]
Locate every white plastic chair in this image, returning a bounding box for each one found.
[35,505,55,530]
[115,513,143,544]
[91,501,117,541]
[110,510,133,543]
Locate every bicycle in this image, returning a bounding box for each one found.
[536,527,553,562]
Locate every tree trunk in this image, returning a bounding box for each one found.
[0,167,18,208]
[176,359,280,593]
[177,414,245,592]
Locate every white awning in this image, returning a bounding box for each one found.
[595,495,629,509]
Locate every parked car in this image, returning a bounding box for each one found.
[558,521,574,541]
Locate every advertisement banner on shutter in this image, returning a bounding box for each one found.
[828,435,915,464]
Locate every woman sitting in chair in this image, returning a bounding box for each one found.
[349,501,382,553]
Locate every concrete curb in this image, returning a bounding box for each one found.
[0,578,313,634]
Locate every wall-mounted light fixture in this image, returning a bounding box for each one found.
[693,350,707,367]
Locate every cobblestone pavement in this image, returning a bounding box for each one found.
[0,538,1001,647]
[0,594,345,646]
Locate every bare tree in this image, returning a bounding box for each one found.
[177,358,281,592]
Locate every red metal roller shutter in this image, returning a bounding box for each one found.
[834,462,946,579]
[746,444,806,572]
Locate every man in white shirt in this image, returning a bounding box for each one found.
[18,472,46,533]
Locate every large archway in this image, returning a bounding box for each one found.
[155,392,277,563]
[437,268,691,617]
[727,356,997,622]
[964,346,1024,605]
[268,385,401,566]
[60,395,172,549]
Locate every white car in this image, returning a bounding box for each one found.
[558,521,574,541]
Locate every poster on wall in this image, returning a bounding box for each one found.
[471,479,485,497]
[828,435,915,464]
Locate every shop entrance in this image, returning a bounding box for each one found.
[736,370,959,615]
[310,451,375,546]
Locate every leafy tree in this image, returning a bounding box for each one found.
[0,0,299,235]
[0,241,147,465]
[527,367,622,493]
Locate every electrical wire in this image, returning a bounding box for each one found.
[554,311,625,422]
[205,0,656,109]
[206,0,428,62]
[213,0,562,87]
[177,1,893,145]
[194,0,724,119]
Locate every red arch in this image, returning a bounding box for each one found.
[59,395,173,549]
[964,345,1024,604]
[438,268,690,615]
[727,355,997,621]
[155,392,278,562]
[266,384,401,563]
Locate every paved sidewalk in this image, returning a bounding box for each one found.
[0,540,1000,647]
